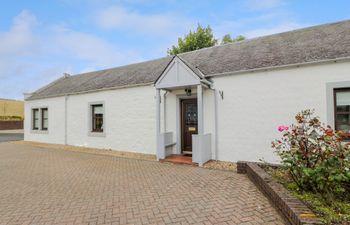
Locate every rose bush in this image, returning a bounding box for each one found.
[272,109,350,203]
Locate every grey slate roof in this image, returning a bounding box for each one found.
[28,20,350,100]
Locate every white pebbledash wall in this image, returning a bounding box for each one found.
[25,60,350,162]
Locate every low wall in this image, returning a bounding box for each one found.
[192,134,212,166]
[0,121,24,130]
[237,161,322,225]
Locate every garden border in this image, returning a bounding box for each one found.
[237,161,322,225]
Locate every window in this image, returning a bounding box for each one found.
[334,88,350,139]
[91,104,103,132]
[31,107,48,131]
[41,108,48,130]
[32,109,39,130]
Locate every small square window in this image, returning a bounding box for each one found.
[91,104,103,132]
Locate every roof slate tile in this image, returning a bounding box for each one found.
[28,20,350,100]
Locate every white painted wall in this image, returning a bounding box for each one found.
[203,88,216,158]
[25,85,157,155]
[24,60,350,163]
[211,61,350,162]
[66,85,156,154]
[24,96,66,144]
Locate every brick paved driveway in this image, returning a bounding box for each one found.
[0,142,285,225]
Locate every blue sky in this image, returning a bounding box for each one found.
[1,0,350,99]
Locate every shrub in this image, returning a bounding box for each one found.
[272,109,350,203]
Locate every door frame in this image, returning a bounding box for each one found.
[180,98,198,154]
[175,94,197,155]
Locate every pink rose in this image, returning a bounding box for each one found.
[278,125,289,132]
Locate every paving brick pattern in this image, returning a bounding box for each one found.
[0,142,285,225]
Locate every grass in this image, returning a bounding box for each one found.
[0,116,23,121]
[264,166,350,224]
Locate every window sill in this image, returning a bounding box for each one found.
[30,130,49,134]
[88,132,106,137]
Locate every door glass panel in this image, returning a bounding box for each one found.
[186,104,197,125]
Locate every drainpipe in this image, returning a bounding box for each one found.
[64,95,68,145]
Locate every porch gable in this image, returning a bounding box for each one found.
[155,56,201,89]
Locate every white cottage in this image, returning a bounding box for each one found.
[25,20,350,164]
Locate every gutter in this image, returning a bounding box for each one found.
[206,56,350,78]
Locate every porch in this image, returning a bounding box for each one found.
[155,56,217,166]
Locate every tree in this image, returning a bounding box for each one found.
[168,24,246,55]
[221,34,245,45]
[167,24,217,55]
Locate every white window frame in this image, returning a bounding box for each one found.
[30,106,49,134]
[41,108,49,131]
[88,101,106,137]
[326,81,350,128]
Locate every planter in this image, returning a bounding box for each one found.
[237,161,322,225]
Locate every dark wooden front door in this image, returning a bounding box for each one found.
[181,99,198,154]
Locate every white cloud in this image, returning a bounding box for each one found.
[95,5,193,36]
[48,25,141,68]
[0,10,38,57]
[246,0,285,11]
[0,10,142,99]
